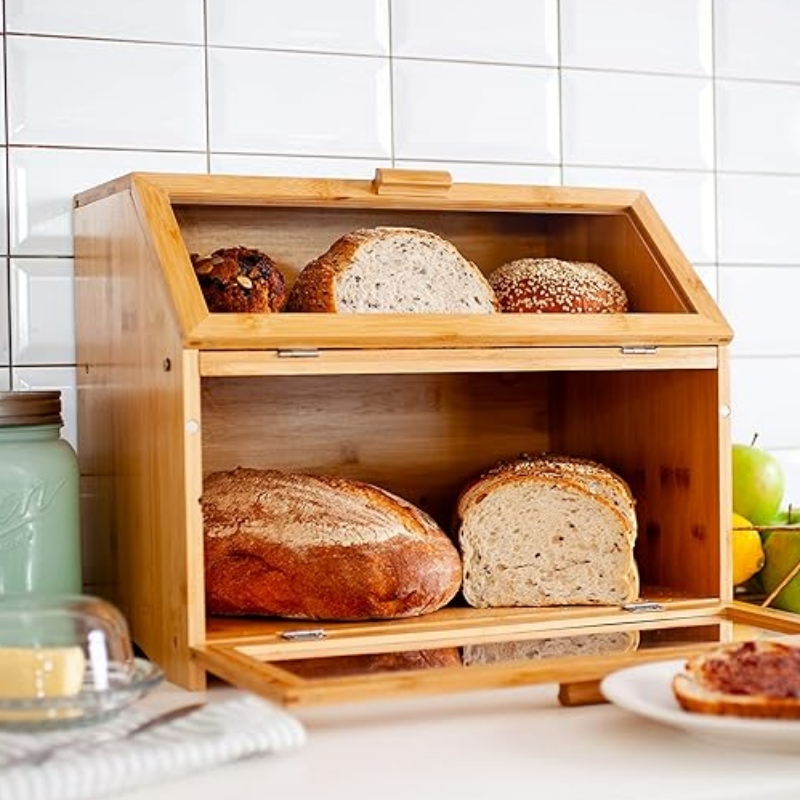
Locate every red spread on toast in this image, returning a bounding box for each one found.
[698,641,800,697]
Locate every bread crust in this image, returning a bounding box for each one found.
[488,257,628,313]
[191,246,287,313]
[457,453,636,527]
[672,640,800,719]
[286,226,499,313]
[203,468,462,620]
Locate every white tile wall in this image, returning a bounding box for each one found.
[716,80,800,174]
[393,60,559,162]
[391,0,558,65]
[2,1,800,584]
[207,0,390,55]
[715,0,800,81]
[561,70,714,169]
[208,48,391,156]
[7,37,206,150]
[717,174,800,264]
[211,154,392,179]
[719,266,800,356]
[396,160,561,186]
[10,258,75,365]
[6,0,204,44]
[560,0,712,75]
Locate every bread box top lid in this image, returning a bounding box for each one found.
[73,169,731,351]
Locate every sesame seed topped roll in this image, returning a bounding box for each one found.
[488,258,629,313]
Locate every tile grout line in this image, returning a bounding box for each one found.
[2,2,12,387]
[202,0,211,173]
[710,0,721,301]
[555,0,564,185]
[387,0,396,166]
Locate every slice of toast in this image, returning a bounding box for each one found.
[672,640,800,719]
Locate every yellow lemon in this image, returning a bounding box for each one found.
[731,513,765,586]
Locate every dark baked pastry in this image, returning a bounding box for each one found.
[488,257,628,313]
[191,246,287,313]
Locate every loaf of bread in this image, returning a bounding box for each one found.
[203,468,462,620]
[462,630,640,666]
[673,640,800,719]
[488,258,628,313]
[286,226,499,313]
[191,246,287,312]
[279,647,462,680]
[456,454,639,608]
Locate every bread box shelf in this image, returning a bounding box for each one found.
[74,169,800,706]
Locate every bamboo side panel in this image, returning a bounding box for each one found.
[74,189,206,690]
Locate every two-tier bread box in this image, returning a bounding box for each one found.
[74,169,800,709]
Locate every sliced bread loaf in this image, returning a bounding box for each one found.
[286,226,499,313]
[672,640,800,719]
[203,468,462,620]
[456,454,639,608]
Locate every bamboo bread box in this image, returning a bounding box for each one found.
[73,169,800,708]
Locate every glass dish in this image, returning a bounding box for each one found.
[0,593,163,731]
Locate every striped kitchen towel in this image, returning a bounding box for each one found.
[0,694,306,800]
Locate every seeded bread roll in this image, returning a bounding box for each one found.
[203,468,462,620]
[456,454,639,608]
[286,226,499,313]
[191,246,287,313]
[489,257,628,313]
[672,640,800,719]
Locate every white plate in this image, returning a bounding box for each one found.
[601,658,800,753]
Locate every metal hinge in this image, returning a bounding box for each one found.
[620,345,658,355]
[280,628,327,641]
[277,348,320,359]
[621,601,664,613]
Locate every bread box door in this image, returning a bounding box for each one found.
[190,603,800,708]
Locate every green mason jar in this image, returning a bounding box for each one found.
[0,391,82,594]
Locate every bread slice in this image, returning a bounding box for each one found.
[456,454,639,608]
[673,640,800,719]
[203,468,463,620]
[286,226,499,313]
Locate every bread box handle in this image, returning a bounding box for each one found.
[371,168,452,197]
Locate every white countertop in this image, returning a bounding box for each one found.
[111,678,800,800]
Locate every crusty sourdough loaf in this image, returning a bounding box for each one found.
[456,454,639,608]
[672,640,800,719]
[286,226,499,313]
[203,468,462,620]
[191,246,287,312]
[488,257,628,313]
[462,630,640,666]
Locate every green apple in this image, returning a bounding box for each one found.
[761,530,800,613]
[762,504,800,545]
[732,441,785,525]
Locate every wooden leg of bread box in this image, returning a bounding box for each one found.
[558,679,606,707]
